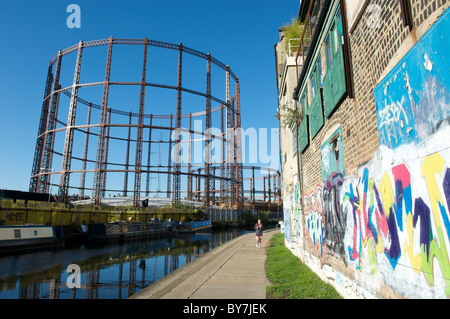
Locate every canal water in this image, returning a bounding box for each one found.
[0,229,251,299]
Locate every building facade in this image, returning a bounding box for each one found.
[276,0,450,298]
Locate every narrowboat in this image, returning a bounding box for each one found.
[176,219,212,234]
[0,225,63,254]
[87,220,176,242]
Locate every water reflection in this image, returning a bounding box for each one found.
[0,230,248,299]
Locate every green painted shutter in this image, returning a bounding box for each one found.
[322,69,333,117]
[331,47,346,107]
[298,95,309,153]
[309,91,324,139]
[323,11,347,118]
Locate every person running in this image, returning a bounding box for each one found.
[254,219,263,248]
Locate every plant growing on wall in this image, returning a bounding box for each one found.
[279,103,301,129]
[283,18,305,54]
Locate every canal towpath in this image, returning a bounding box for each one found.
[129,228,278,299]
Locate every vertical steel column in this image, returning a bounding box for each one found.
[263,176,266,202]
[133,38,148,207]
[145,114,153,196]
[172,43,183,205]
[187,113,193,200]
[251,166,255,207]
[102,108,112,198]
[234,78,243,209]
[166,115,173,199]
[277,171,281,206]
[204,54,212,207]
[268,173,272,204]
[212,166,216,204]
[93,36,113,204]
[225,66,234,208]
[59,41,83,201]
[40,51,63,194]
[30,64,53,192]
[123,112,132,196]
[78,102,92,198]
[220,105,225,206]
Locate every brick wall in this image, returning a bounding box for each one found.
[300,0,449,193]
[291,0,450,298]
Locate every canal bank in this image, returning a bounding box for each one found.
[129,228,278,299]
[0,229,250,299]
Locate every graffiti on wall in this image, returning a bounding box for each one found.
[304,186,326,258]
[341,151,450,297]
[374,7,450,150]
[289,7,450,298]
[283,178,303,245]
[321,126,345,181]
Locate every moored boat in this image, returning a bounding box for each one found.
[0,224,64,254]
[176,219,212,234]
[87,220,176,242]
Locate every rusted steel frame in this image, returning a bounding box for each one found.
[204,54,212,207]
[92,36,113,204]
[102,108,112,198]
[61,88,226,119]
[59,41,84,201]
[133,38,149,207]
[166,115,173,198]
[123,112,132,196]
[187,113,193,200]
[234,78,243,209]
[145,114,153,196]
[172,43,183,205]
[40,51,62,193]
[252,166,255,205]
[263,176,266,202]
[30,63,53,192]
[78,102,92,198]
[220,100,225,205]
[225,66,235,207]
[53,37,237,78]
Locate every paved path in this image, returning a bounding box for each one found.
[129,228,278,299]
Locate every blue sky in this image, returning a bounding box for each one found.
[0,0,300,193]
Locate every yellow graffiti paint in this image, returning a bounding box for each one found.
[403,213,422,274]
[379,172,395,219]
[421,153,450,295]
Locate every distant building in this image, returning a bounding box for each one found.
[276,0,450,298]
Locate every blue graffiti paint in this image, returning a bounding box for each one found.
[374,7,450,150]
[385,208,401,269]
[413,198,432,261]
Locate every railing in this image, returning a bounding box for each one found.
[288,38,301,57]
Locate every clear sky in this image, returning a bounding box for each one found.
[0,0,300,192]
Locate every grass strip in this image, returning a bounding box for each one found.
[266,233,343,299]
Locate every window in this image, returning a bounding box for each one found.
[322,6,347,118]
[320,126,345,181]
[310,67,316,100]
[298,90,309,153]
[325,34,332,67]
[308,58,324,139]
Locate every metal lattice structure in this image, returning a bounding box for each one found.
[29,37,247,208]
[29,37,282,211]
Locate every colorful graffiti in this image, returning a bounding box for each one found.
[285,7,450,298]
[342,151,450,297]
[304,186,325,257]
[374,6,450,150]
